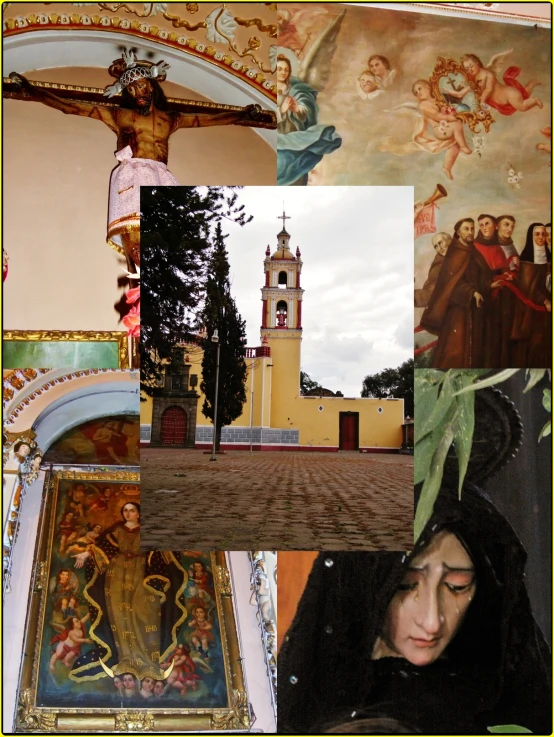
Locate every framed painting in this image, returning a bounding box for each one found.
[16,471,251,732]
[42,416,140,467]
[3,331,130,370]
[275,3,551,369]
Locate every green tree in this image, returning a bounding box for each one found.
[300,370,322,395]
[200,222,248,450]
[140,186,251,394]
[361,358,414,416]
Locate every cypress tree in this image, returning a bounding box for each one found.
[140,186,251,394]
[200,222,247,450]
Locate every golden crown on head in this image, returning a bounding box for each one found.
[104,50,170,98]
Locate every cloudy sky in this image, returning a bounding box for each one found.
[221,186,413,398]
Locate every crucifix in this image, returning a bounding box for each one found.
[5,50,276,273]
[278,207,291,232]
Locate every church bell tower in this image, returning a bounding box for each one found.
[260,210,304,417]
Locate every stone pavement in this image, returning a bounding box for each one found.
[140,450,413,551]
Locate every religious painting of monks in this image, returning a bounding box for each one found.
[415,215,551,368]
[277,5,551,368]
[42,415,140,466]
[16,472,250,732]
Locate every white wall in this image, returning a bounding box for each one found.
[228,552,277,733]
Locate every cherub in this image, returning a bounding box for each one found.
[461,51,542,115]
[65,524,102,556]
[367,55,397,90]
[161,644,202,695]
[49,613,92,672]
[189,561,214,596]
[87,486,113,513]
[356,70,379,101]
[536,126,551,155]
[65,483,89,520]
[51,568,79,611]
[412,79,472,179]
[187,606,215,659]
[382,79,472,180]
[57,511,79,554]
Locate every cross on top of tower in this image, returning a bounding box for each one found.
[278,207,291,234]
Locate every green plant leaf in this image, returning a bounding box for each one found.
[414,431,436,486]
[414,420,455,542]
[452,374,476,497]
[523,368,547,393]
[415,401,456,486]
[538,420,551,442]
[416,369,446,383]
[416,373,456,444]
[487,726,532,733]
[453,368,520,396]
[542,387,551,413]
[414,372,444,444]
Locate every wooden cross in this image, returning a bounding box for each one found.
[2,77,276,130]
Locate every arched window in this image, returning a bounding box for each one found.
[278,271,288,288]
[276,300,288,328]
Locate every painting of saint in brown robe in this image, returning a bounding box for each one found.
[69,502,188,683]
[420,219,491,368]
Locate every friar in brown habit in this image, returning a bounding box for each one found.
[420,218,492,368]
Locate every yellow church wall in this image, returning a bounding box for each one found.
[140,392,153,426]
[188,353,273,429]
[139,347,274,438]
[287,397,404,449]
[262,330,302,428]
[141,378,404,450]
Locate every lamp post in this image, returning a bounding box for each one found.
[210,329,221,462]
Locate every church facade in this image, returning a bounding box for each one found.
[140,220,405,452]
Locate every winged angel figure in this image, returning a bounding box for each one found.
[380,78,473,180]
[460,49,542,115]
[277,10,345,186]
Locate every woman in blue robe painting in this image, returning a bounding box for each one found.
[277,54,342,186]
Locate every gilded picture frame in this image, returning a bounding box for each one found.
[428,56,495,134]
[3,331,130,370]
[16,470,251,733]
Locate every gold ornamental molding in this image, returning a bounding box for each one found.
[3,3,277,100]
[3,369,51,407]
[3,330,130,370]
[211,689,250,731]
[214,564,232,597]
[4,367,137,426]
[406,3,551,25]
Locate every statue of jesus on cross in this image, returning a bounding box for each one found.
[10,50,266,271]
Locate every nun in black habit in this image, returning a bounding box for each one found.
[279,390,551,735]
